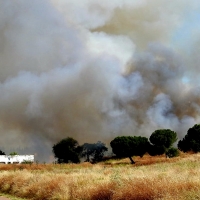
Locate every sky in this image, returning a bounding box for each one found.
[0,0,200,162]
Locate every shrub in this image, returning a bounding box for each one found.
[9,152,18,156]
[166,147,179,158]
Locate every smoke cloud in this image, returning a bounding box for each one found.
[0,0,200,161]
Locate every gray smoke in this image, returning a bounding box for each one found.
[0,0,200,161]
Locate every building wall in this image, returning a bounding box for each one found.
[0,155,34,164]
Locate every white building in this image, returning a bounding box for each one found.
[0,155,34,164]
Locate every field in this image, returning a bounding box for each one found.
[0,153,200,200]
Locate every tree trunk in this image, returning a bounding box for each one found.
[86,154,90,162]
[129,156,135,164]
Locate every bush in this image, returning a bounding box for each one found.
[10,152,18,156]
[165,147,179,158]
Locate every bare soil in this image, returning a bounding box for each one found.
[0,197,10,200]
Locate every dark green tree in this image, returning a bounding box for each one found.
[148,129,177,156]
[0,150,5,155]
[81,141,108,163]
[110,136,149,164]
[148,145,166,156]
[52,137,82,163]
[81,143,94,162]
[178,124,200,153]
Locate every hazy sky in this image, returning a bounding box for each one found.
[0,0,200,161]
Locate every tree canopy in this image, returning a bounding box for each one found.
[0,150,5,155]
[81,141,108,163]
[110,136,149,164]
[178,124,200,153]
[148,129,177,156]
[52,137,82,163]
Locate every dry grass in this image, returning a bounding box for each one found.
[0,193,26,200]
[0,153,200,199]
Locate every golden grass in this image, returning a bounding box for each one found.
[0,193,26,200]
[0,153,200,199]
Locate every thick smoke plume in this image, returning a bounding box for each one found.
[0,0,200,161]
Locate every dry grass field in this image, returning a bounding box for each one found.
[0,153,200,200]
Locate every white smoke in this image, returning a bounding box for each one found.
[0,0,200,161]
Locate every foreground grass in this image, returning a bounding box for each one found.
[0,153,200,199]
[0,193,25,200]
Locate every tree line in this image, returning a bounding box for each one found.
[52,124,200,164]
[0,151,18,156]
[1,124,199,164]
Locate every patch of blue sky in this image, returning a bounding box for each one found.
[171,10,200,84]
[181,76,190,84]
[172,11,200,52]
